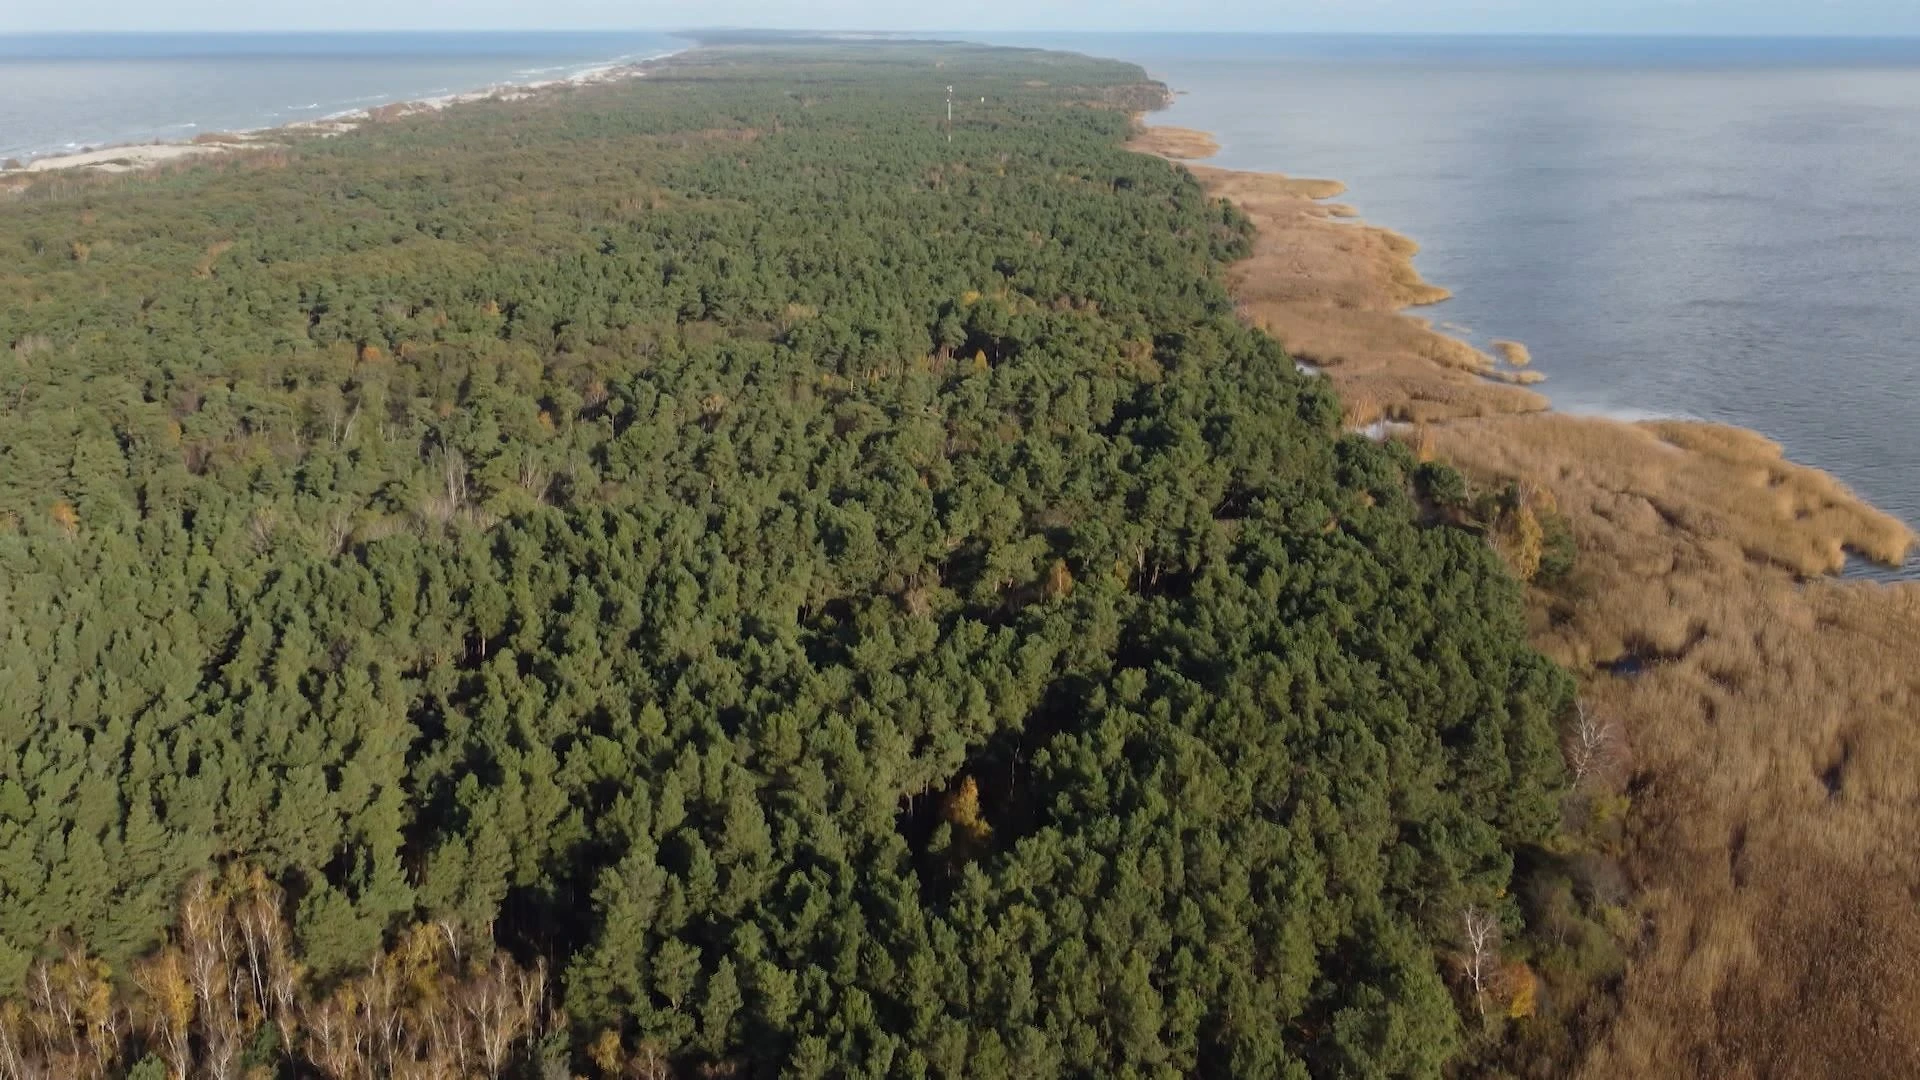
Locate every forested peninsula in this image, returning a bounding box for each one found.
[0,43,1591,1078]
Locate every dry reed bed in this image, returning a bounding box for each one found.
[1493,339,1533,366]
[1126,125,1221,160]
[1132,121,1920,1077]
[1430,412,1920,1077]
[1145,141,1553,423]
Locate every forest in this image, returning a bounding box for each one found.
[0,43,1581,1078]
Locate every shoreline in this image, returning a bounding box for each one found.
[1132,117,1920,1076]
[1128,121,1915,574]
[1127,124,1551,426]
[0,46,689,179]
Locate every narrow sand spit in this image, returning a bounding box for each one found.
[3,56,670,178]
[13,142,237,174]
[1131,118,1920,1078]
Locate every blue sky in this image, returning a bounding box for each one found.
[5,0,1918,36]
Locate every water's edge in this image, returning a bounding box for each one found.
[0,34,691,169]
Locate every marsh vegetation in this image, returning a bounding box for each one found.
[1137,114,1920,1079]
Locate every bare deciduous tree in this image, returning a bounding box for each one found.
[460,951,545,1079]
[435,919,464,969]
[10,872,551,1080]
[441,448,469,510]
[303,993,357,1080]
[421,447,472,527]
[517,451,551,505]
[180,875,244,1080]
[1460,905,1503,1023]
[1566,700,1622,788]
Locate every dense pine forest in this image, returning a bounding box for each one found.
[0,44,1579,1078]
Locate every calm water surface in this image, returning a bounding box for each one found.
[0,32,685,165]
[992,34,1920,579]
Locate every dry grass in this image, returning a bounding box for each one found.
[1493,339,1533,366]
[1138,120,1920,1079]
[1430,370,1919,1080]
[1430,414,1913,660]
[1129,135,1552,423]
[1565,594,1920,1077]
[1126,123,1221,160]
[1488,369,1547,385]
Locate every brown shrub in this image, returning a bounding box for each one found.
[1143,124,1920,1079]
[1494,339,1534,366]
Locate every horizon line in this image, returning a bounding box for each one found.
[6,28,1920,40]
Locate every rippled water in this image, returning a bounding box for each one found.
[991,33,1920,579]
[0,32,686,165]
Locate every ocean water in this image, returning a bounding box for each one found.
[0,32,686,164]
[988,33,1920,580]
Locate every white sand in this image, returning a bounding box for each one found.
[13,143,234,174]
[2,52,675,178]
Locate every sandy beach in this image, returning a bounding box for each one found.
[0,52,676,179]
[12,142,242,174]
[1131,118,1920,1077]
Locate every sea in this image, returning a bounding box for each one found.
[4,31,1918,578]
[0,32,686,164]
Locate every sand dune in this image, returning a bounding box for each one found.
[10,142,236,174]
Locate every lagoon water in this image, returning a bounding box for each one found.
[0,32,685,165]
[993,33,1920,579]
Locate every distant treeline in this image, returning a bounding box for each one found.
[0,43,1573,1078]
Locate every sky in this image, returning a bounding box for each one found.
[3,0,1918,36]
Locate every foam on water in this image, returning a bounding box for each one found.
[0,31,687,165]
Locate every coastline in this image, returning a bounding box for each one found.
[1128,121,1915,574]
[1132,119,1920,1075]
[3,43,1912,1069]
[0,46,688,179]
[1128,123,1551,426]
[0,45,1618,1075]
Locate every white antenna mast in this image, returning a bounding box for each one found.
[946,85,954,143]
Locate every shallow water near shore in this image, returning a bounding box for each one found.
[989,33,1920,580]
[0,32,685,165]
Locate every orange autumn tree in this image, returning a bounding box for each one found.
[942,776,994,854]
